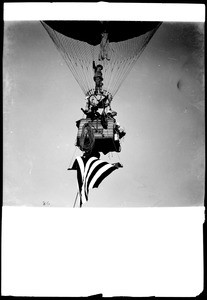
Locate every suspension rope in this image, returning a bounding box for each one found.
[49,26,89,94]
[56,31,87,94]
[111,137,123,166]
[66,36,89,93]
[42,22,159,98]
[73,191,79,208]
[68,145,78,169]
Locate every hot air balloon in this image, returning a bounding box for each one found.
[41,21,161,207]
[41,21,161,155]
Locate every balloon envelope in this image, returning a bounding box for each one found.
[43,21,161,45]
[41,21,162,96]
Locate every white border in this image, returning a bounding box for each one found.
[2,206,204,297]
[4,2,205,22]
[3,2,205,296]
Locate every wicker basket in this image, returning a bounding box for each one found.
[76,118,121,154]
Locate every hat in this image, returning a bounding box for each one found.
[111,111,117,117]
[97,64,103,70]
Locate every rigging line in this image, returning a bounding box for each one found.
[104,59,112,80]
[112,36,151,97]
[68,145,78,169]
[61,33,89,94]
[88,56,95,91]
[80,41,94,92]
[68,51,88,94]
[107,42,135,95]
[114,41,135,77]
[74,40,90,92]
[65,36,88,94]
[83,64,91,93]
[59,39,81,85]
[104,46,118,86]
[107,66,118,96]
[97,49,112,92]
[110,34,150,96]
[82,44,94,92]
[80,43,94,93]
[103,59,116,95]
[113,32,155,95]
[64,50,87,94]
[91,42,95,62]
[43,25,66,61]
[55,32,87,94]
[110,40,140,95]
[62,36,82,81]
[73,191,79,208]
[116,151,122,165]
[109,60,128,96]
[94,45,108,89]
[102,58,117,95]
[112,138,123,165]
[114,62,137,96]
[112,56,138,97]
[74,61,87,94]
[42,25,86,94]
[110,59,129,96]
